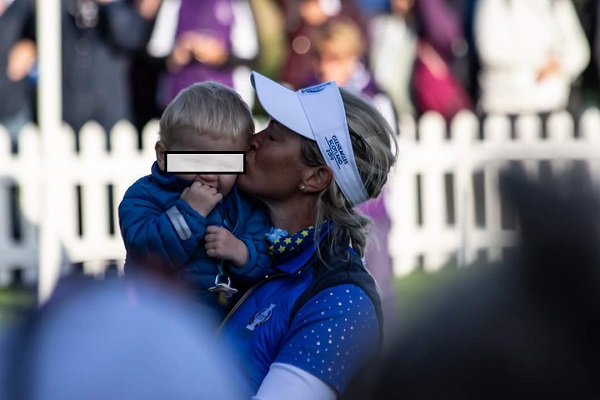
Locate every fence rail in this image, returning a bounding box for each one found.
[1,109,600,288]
[387,108,600,275]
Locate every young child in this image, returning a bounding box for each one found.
[118,81,271,318]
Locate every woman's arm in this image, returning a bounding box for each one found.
[253,363,336,400]
[270,284,381,398]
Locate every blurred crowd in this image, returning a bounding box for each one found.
[2,0,600,150]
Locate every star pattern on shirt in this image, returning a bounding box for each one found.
[278,285,380,394]
[268,227,314,256]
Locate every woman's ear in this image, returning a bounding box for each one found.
[155,141,166,171]
[303,165,333,193]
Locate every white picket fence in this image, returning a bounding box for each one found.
[1,109,600,287]
[387,108,600,275]
[0,120,158,286]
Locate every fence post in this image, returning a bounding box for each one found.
[452,111,479,267]
[36,0,63,303]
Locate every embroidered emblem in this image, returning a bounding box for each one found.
[246,304,276,331]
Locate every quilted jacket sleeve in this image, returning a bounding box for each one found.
[227,201,271,285]
[118,183,207,270]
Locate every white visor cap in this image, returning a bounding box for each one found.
[250,71,369,206]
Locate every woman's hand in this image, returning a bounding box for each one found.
[205,226,248,268]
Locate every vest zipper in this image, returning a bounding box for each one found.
[216,272,287,335]
[216,249,317,336]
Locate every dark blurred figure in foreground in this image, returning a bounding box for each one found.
[371,165,600,399]
[0,273,249,399]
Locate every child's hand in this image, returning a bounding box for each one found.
[180,182,222,217]
[205,226,248,269]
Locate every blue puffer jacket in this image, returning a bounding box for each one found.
[118,162,271,313]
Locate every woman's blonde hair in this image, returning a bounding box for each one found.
[301,88,398,259]
[159,81,255,148]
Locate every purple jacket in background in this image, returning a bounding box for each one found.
[163,0,235,104]
[415,0,465,60]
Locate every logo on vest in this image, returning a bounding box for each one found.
[246,304,276,331]
[324,135,348,170]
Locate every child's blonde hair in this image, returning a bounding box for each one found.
[315,18,366,58]
[159,82,255,148]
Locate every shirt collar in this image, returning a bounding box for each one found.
[271,222,332,274]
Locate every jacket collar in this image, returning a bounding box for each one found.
[150,161,192,191]
[273,222,334,275]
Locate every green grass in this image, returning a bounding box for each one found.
[0,286,35,327]
[0,267,467,331]
[394,266,468,323]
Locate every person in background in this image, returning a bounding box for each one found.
[129,0,176,137]
[309,17,397,128]
[59,0,162,150]
[473,0,590,116]
[308,16,400,343]
[158,0,260,110]
[413,0,472,95]
[275,0,368,89]
[0,0,36,153]
[368,0,418,116]
[217,71,397,399]
[369,0,473,121]
[119,82,271,319]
